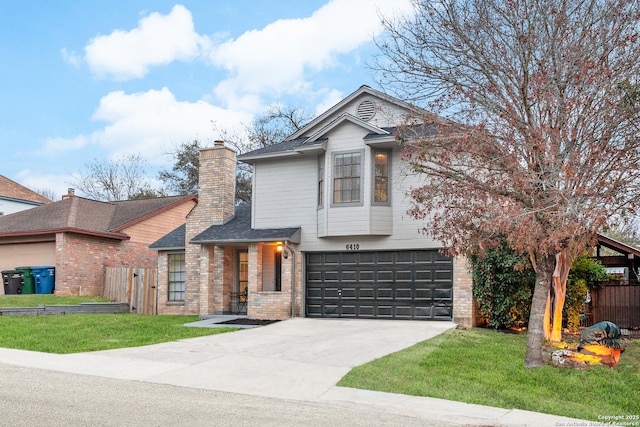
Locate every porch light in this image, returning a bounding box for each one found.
[276,243,283,252]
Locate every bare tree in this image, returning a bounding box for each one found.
[71,154,164,201]
[33,187,57,201]
[376,0,640,367]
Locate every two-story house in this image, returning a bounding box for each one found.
[151,86,474,327]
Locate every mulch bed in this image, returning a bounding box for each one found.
[218,318,280,326]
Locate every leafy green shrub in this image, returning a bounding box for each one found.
[564,255,610,331]
[469,243,535,329]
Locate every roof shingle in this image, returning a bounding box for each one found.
[0,194,195,239]
[0,175,51,205]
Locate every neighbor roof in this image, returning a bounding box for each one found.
[0,175,51,205]
[596,233,640,258]
[0,194,195,240]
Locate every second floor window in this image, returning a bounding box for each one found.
[333,151,362,204]
[374,151,389,204]
[318,155,325,207]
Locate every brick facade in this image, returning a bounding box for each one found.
[453,256,476,328]
[158,141,306,319]
[158,142,237,316]
[55,233,158,297]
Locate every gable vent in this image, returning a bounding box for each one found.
[356,99,376,121]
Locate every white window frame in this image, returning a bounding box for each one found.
[331,149,364,207]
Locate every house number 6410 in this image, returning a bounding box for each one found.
[345,243,360,251]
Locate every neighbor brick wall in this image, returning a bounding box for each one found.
[55,232,160,297]
[453,256,476,328]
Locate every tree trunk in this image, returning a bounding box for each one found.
[548,250,573,342]
[525,254,555,368]
[543,292,552,340]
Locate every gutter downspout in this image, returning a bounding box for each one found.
[285,241,296,318]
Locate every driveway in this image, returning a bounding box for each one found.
[0,318,454,401]
[0,318,587,425]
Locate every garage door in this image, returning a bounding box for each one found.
[305,250,453,320]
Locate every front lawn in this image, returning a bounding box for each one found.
[0,313,235,353]
[339,327,640,421]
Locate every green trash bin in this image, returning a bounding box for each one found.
[15,267,35,294]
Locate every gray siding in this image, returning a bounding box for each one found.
[251,96,442,253]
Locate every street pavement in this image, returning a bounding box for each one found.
[0,317,589,426]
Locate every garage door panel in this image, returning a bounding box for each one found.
[415,288,432,300]
[358,252,376,264]
[415,270,433,281]
[324,288,340,298]
[341,253,359,264]
[395,251,414,264]
[377,252,394,264]
[435,288,453,300]
[395,287,412,300]
[395,270,413,282]
[359,288,375,299]
[414,306,434,318]
[435,269,453,280]
[376,305,394,317]
[306,250,453,320]
[376,271,394,282]
[340,305,357,316]
[341,270,357,281]
[341,287,357,298]
[395,306,412,317]
[377,287,394,299]
[306,304,323,316]
[434,305,453,319]
[307,271,323,282]
[307,288,322,299]
[359,270,374,281]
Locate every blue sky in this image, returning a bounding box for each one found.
[0,0,412,199]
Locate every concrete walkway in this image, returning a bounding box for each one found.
[0,318,587,426]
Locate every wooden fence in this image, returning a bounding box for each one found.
[103,267,157,315]
[589,285,640,334]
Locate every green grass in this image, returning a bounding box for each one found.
[0,313,235,353]
[0,295,109,307]
[339,328,640,421]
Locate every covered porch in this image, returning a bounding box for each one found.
[190,204,301,320]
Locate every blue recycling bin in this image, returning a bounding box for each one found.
[32,266,55,294]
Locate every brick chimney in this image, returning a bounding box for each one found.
[194,140,236,225]
[184,140,237,314]
[62,188,75,200]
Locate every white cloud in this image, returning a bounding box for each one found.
[209,0,412,108]
[15,170,73,201]
[84,4,208,80]
[314,89,345,117]
[60,48,82,68]
[42,135,87,153]
[89,87,251,163]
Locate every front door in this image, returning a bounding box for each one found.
[235,250,248,314]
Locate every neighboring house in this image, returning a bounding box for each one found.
[151,86,475,327]
[0,189,196,296]
[0,174,51,215]
[593,233,640,285]
[589,234,640,332]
